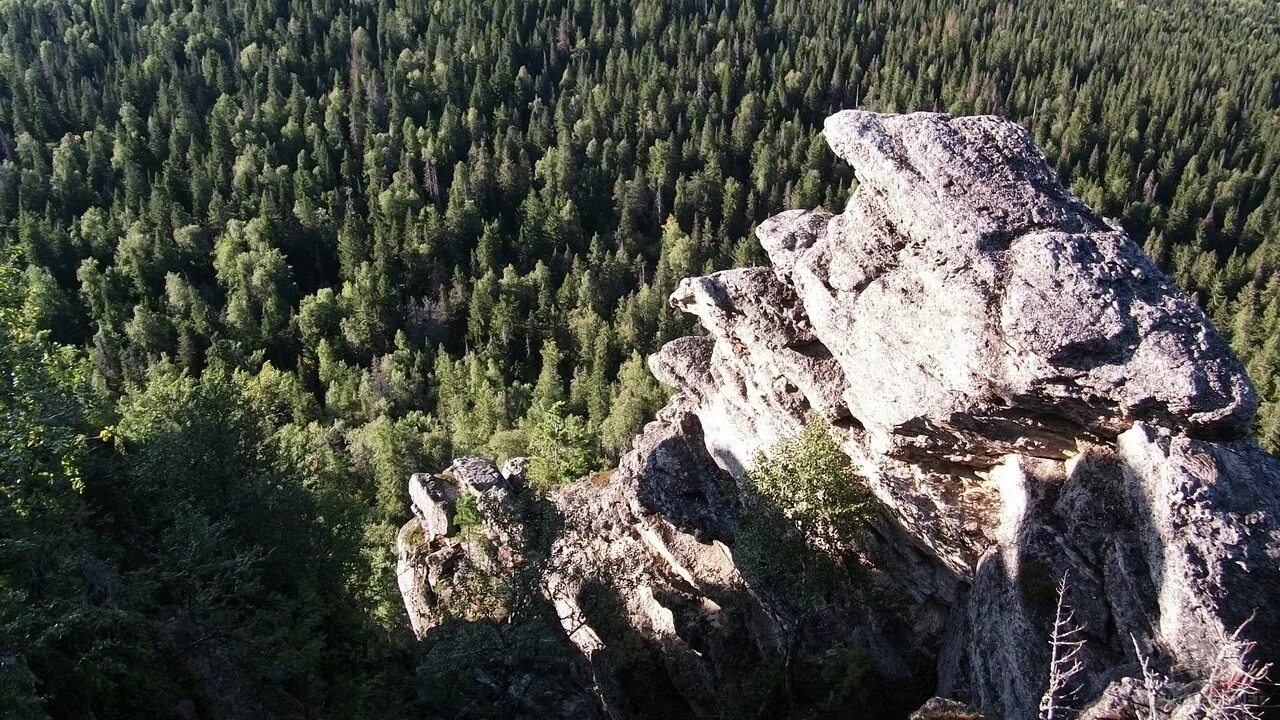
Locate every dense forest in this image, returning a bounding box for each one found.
[2,0,1279,716]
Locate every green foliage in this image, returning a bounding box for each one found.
[796,647,935,718]
[737,420,874,608]
[735,423,929,716]
[0,260,156,717]
[2,0,1280,712]
[600,352,669,458]
[415,614,583,719]
[526,402,595,488]
[11,0,1278,453]
[454,493,482,536]
[432,558,515,623]
[800,647,880,713]
[0,258,417,717]
[741,661,791,719]
[748,420,875,548]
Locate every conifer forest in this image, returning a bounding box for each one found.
[2,0,1279,716]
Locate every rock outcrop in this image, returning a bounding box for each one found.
[757,112,1254,467]
[398,111,1280,719]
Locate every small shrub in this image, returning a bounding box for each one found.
[454,493,482,536]
[746,419,875,549]
[736,419,878,613]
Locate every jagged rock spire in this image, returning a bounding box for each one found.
[400,111,1279,720]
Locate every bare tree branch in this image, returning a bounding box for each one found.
[1040,573,1087,720]
[1182,614,1272,720]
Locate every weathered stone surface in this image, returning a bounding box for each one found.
[444,456,509,493]
[648,111,1275,718]
[395,520,436,638]
[669,268,850,423]
[653,266,997,578]
[398,457,529,637]
[927,427,1280,720]
[541,409,764,718]
[408,471,457,542]
[501,456,530,485]
[542,407,939,718]
[757,111,1255,466]
[1114,423,1280,675]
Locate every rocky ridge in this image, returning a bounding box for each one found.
[397,111,1280,719]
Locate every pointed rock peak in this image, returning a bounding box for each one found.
[823,111,1105,242]
[739,112,1261,460]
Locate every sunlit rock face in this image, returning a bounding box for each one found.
[399,111,1279,720]
[754,111,1255,469]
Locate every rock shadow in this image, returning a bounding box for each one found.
[957,432,1280,719]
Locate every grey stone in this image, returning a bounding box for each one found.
[408,471,458,542]
[757,111,1255,466]
[1114,423,1280,675]
[651,111,1275,717]
[395,519,436,639]
[501,456,530,485]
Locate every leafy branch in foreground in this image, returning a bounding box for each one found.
[744,419,875,554]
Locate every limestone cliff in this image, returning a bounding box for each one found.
[396,111,1280,719]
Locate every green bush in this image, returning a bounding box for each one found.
[454,493,482,536]
[734,419,877,617]
[746,419,874,549]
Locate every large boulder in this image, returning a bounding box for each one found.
[757,112,1255,466]
[650,111,1276,718]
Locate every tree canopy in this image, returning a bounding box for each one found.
[2,0,1279,715]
